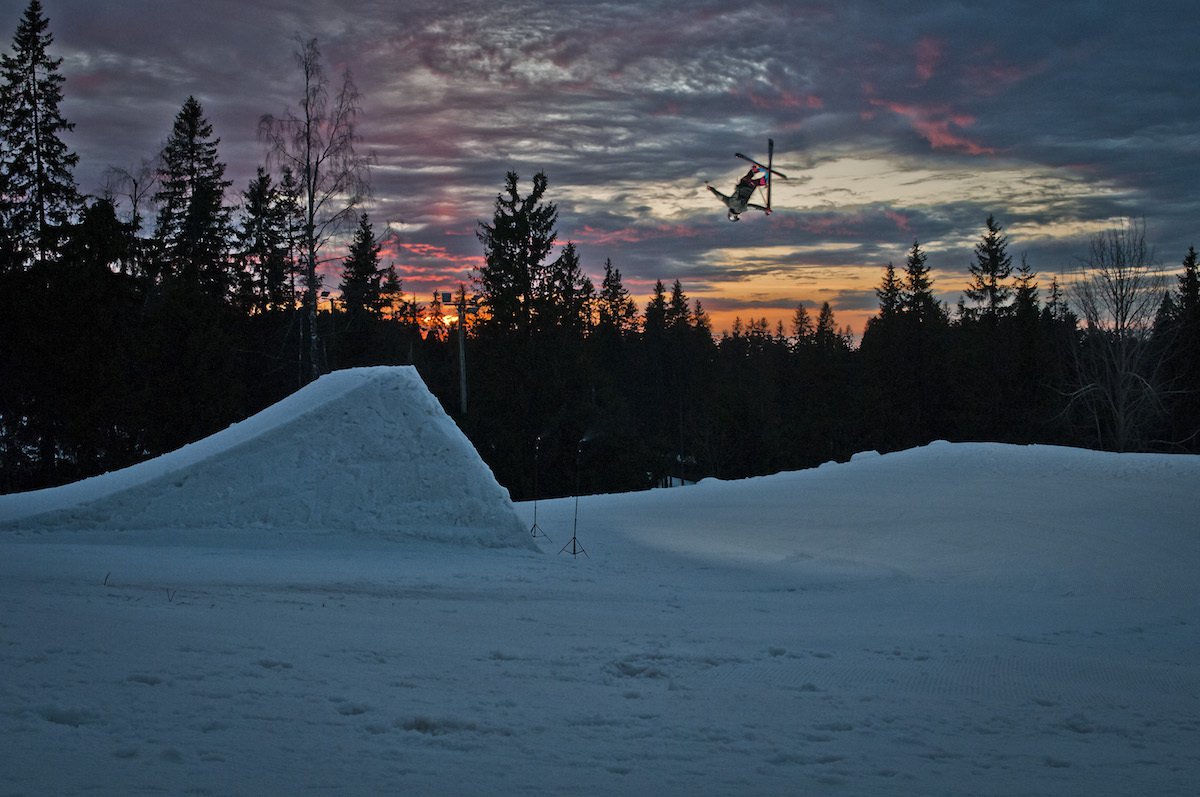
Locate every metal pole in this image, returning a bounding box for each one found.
[457,293,467,415]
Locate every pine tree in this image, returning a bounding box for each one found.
[963,215,1013,321]
[61,198,128,272]
[338,213,383,318]
[665,279,690,333]
[380,265,404,321]
[475,171,557,336]
[597,258,638,336]
[1012,254,1039,322]
[1153,291,1179,333]
[426,291,447,341]
[814,301,846,352]
[541,240,590,333]
[235,167,291,313]
[1177,246,1200,326]
[902,241,945,325]
[875,262,903,321]
[0,161,16,273]
[643,279,668,338]
[692,300,712,338]
[0,0,79,268]
[1044,277,1070,325]
[153,96,232,296]
[1165,246,1200,449]
[276,165,304,303]
[578,275,596,335]
[869,240,948,448]
[791,303,814,346]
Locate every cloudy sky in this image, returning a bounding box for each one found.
[23,0,1200,334]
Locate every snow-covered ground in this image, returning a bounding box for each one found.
[1,367,1197,795]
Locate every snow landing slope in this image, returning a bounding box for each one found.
[576,441,1200,596]
[0,440,1198,793]
[0,366,533,548]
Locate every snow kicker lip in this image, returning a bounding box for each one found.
[0,367,534,550]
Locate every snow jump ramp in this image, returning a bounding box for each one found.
[0,367,534,548]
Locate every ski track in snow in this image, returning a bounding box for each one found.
[1,368,1198,795]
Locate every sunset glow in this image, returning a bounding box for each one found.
[44,0,1197,342]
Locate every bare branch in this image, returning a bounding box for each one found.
[1066,218,1168,450]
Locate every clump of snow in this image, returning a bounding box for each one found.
[0,367,533,549]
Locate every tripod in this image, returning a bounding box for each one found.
[559,439,589,558]
[529,436,552,542]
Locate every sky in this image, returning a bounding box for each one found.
[17,0,1200,336]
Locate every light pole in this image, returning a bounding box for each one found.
[451,284,477,416]
[320,290,336,372]
[457,289,468,415]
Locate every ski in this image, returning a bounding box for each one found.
[734,152,789,180]
[767,138,773,211]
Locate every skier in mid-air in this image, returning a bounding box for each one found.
[706,139,787,221]
[707,166,769,221]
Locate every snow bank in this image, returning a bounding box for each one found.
[582,441,1200,594]
[0,367,534,549]
[2,439,1198,794]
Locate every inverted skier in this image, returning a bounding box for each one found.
[706,166,770,222]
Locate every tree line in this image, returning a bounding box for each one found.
[2,2,1198,499]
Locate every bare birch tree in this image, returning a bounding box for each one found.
[1068,217,1168,450]
[102,158,157,277]
[259,37,370,383]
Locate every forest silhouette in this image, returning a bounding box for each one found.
[3,1,1198,499]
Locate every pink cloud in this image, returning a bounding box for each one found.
[570,225,645,246]
[868,97,994,156]
[965,58,1050,96]
[800,213,868,237]
[744,87,825,111]
[569,223,701,247]
[914,37,943,84]
[392,241,456,259]
[371,237,485,295]
[884,208,912,234]
[654,100,683,117]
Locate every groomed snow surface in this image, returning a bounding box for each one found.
[1,367,1197,795]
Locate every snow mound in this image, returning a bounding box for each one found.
[0,367,534,549]
[581,441,1200,593]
